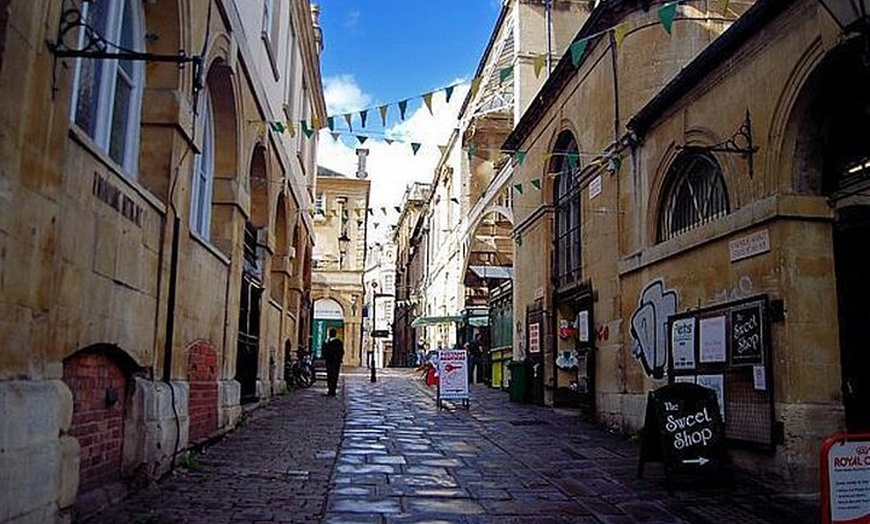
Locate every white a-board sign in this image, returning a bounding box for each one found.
[437,349,469,408]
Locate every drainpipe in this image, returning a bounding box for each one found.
[163,214,182,468]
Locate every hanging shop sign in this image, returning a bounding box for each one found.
[821,433,870,524]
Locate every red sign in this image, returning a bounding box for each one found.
[822,433,870,524]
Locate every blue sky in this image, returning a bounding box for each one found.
[317,0,501,111]
[315,1,503,242]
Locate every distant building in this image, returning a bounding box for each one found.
[311,152,371,366]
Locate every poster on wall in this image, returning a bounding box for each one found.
[696,374,725,417]
[699,316,727,363]
[529,322,540,354]
[577,310,590,343]
[731,303,764,366]
[671,317,696,370]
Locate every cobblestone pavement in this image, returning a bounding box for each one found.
[82,368,820,524]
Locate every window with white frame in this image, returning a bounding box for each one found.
[70,0,145,175]
[262,0,281,77]
[657,152,730,242]
[191,89,215,238]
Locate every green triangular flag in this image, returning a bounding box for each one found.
[269,121,285,133]
[356,135,368,145]
[394,206,401,213]
[445,85,455,103]
[344,113,353,132]
[566,152,579,168]
[467,146,477,161]
[399,99,408,120]
[301,120,314,138]
[330,132,341,142]
[438,145,448,157]
[411,143,421,155]
[516,150,527,166]
[570,39,588,68]
[658,2,678,35]
[531,179,541,190]
[327,116,335,131]
[367,208,374,216]
[379,105,389,126]
[513,183,524,195]
[499,65,514,84]
[360,110,368,128]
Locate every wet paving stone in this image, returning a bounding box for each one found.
[79,368,819,524]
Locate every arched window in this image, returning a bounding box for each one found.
[552,131,581,288]
[657,152,730,242]
[191,89,215,239]
[69,0,145,175]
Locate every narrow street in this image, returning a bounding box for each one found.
[82,369,819,524]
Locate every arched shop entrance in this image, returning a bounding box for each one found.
[312,298,345,359]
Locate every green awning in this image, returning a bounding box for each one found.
[411,315,463,327]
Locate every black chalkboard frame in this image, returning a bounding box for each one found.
[666,294,776,450]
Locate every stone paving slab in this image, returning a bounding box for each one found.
[80,367,820,524]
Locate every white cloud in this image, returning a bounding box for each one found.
[322,75,372,115]
[317,76,470,244]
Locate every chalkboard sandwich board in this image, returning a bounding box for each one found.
[637,382,727,490]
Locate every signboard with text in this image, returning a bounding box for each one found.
[437,350,469,406]
[822,433,870,524]
[638,382,726,489]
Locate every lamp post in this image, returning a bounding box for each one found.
[369,281,378,383]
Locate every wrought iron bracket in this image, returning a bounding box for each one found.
[676,109,759,178]
[47,1,203,94]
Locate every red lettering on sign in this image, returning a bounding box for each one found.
[596,325,609,342]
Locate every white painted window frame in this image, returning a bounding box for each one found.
[191,89,215,239]
[69,0,145,177]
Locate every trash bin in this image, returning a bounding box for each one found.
[508,360,528,403]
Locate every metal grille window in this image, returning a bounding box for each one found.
[657,152,730,242]
[552,132,582,288]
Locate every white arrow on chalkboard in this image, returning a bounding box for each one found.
[682,457,710,466]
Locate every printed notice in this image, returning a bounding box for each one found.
[671,317,696,370]
[827,439,870,524]
[753,365,767,391]
[438,350,469,401]
[696,374,725,418]
[699,316,727,363]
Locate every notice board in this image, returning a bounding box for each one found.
[667,295,775,449]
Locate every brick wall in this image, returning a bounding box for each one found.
[186,341,218,442]
[63,352,128,493]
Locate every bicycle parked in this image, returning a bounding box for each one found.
[285,350,316,388]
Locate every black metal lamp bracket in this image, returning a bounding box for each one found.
[676,109,759,178]
[47,2,203,95]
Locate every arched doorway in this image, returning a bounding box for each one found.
[796,38,870,432]
[312,298,345,359]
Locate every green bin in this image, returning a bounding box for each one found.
[508,360,528,403]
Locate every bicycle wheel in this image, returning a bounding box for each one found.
[296,365,315,388]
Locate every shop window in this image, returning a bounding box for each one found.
[69,0,145,175]
[191,88,215,239]
[657,152,729,242]
[551,131,581,288]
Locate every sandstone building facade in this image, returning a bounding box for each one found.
[0,1,325,521]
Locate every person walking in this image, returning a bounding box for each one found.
[466,332,482,385]
[322,328,344,397]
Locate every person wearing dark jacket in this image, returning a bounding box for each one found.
[322,328,344,397]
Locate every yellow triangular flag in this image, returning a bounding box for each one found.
[422,92,434,115]
[614,22,628,48]
[534,53,547,78]
[717,0,730,13]
[311,116,321,130]
[286,121,296,138]
[470,77,482,99]
[378,105,389,126]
